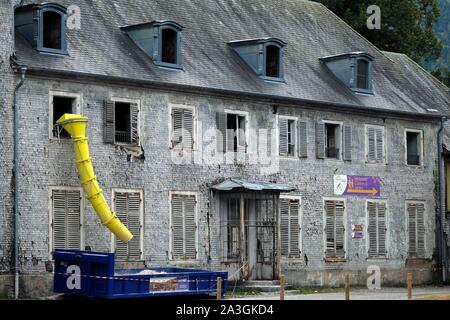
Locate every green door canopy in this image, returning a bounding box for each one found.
[211,179,296,192]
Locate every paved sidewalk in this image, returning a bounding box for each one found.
[227,286,450,300]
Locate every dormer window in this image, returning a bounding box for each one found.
[15,3,68,55]
[320,52,374,94]
[228,38,286,82]
[122,21,184,70]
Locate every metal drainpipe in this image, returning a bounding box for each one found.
[438,116,448,282]
[13,66,27,299]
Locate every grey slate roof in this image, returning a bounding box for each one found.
[14,0,449,115]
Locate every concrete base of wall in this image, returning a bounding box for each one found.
[0,275,13,299]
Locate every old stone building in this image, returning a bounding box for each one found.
[0,0,449,297]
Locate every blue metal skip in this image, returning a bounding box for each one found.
[53,249,228,299]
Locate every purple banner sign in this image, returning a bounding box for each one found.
[334,175,380,197]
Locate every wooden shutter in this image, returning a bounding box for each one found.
[114,193,129,260]
[237,116,246,153]
[279,118,288,156]
[324,200,335,258]
[375,128,384,162]
[335,201,345,258]
[280,199,289,256]
[408,203,417,256]
[367,127,376,161]
[367,202,377,257]
[289,200,300,256]
[172,108,183,147]
[368,202,387,258]
[416,203,425,257]
[130,103,139,145]
[216,112,227,153]
[52,189,81,251]
[377,202,386,256]
[171,194,185,259]
[184,195,197,259]
[316,122,325,159]
[127,192,142,260]
[325,200,345,258]
[343,125,352,161]
[298,121,308,158]
[103,100,115,144]
[183,109,194,149]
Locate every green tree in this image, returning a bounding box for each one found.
[315,0,443,65]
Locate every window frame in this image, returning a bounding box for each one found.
[37,4,68,55]
[49,91,82,140]
[404,129,424,167]
[48,186,85,259]
[277,115,298,158]
[323,197,347,261]
[168,103,197,151]
[405,200,426,259]
[262,42,284,82]
[169,191,199,262]
[223,109,249,154]
[110,188,144,261]
[365,124,386,164]
[365,199,389,260]
[352,56,373,95]
[110,97,141,147]
[279,195,302,258]
[323,120,343,161]
[156,23,183,70]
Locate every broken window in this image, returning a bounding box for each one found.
[406,131,422,165]
[171,107,194,150]
[279,118,296,157]
[325,123,341,159]
[171,193,197,260]
[103,100,140,146]
[52,96,76,138]
[280,198,301,257]
[51,188,81,252]
[113,190,143,261]
[407,202,425,258]
[265,45,280,78]
[367,201,387,258]
[324,200,345,259]
[356,59,369,90]
[161,28,178,64]
[216,112,247,153]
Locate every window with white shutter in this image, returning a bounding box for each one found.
[51,188,82,253]
[113,190,143,261]
[407,202,425,258]
[366,125,385,163]
[278,117,296,157]
[171,106,195,150]
[104,99,140,146]
[367,201,387,258]
[280,197,301,257]
[170,193,197,260]
[216,111,248,153]
[324,199,346,259]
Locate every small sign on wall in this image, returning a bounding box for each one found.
[352,224,364,239]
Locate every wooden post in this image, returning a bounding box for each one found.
[344,273,350,300]
[407,272,413,300]
[216,277,222,300]
[280,275,285,300]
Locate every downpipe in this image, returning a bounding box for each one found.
[55,114,133,243]
[437,116,448,282]
[13,66,27,299]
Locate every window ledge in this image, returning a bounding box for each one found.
[262,76,286,84]
[324,258,347,263]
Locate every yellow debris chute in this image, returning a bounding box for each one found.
[56,114,133,243]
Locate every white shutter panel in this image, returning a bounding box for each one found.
[298,121,308,158]
[114,193,128,260]
[416,203,425,257]
[171,195,184,259]
[66,190,81,250]
[216,112,227,153]
[53,190,67,250]
[343,125,352,161]
[103,100,115,144]
[335,201,345,258]
[289,200,300,256]
[127,192,142,260]
[316,122,325,159]
[377,202,386,257]
[172,108,183,147]
[375,128,384,162]
[237,116,246,153]
[324,200,335,258]
[130,103,139,145]
[184,195,197,259]
[280,199,289,256]
[408,203,417,257]
[183,110,194,150]
[279,118,288,156]
[367,202,377,258]
[367,127,376,161]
